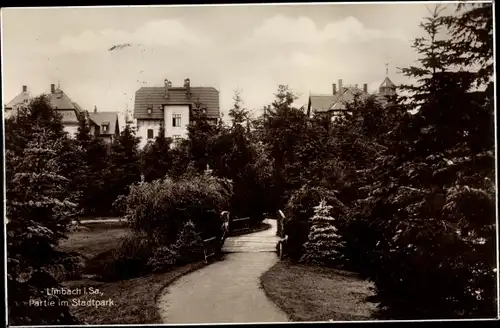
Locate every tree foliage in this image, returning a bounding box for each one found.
[5,96,80,325]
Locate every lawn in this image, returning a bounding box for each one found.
[260,261,379,322]
[62,261,207,325]
[57,219,211,324]
[58,221,129,259]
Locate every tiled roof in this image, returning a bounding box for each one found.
[308,95,338,112]
[5,91,31,109]
[89,111,119,136]
[380,77,396,88]
[47,89,79,111]
[309,87,370,113]
[134,86,220,120]
[45,89,85,124]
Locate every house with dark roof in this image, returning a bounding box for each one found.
[88,106,120,144]
[133,78,220,148]
[307,74,397,120]
[4,84,120,142]
[4,85,32,119]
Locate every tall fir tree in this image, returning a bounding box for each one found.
[355,4,495,319]
[74,116,110,215]
[259,85,307,209]
[6,97,79,325]
[104,124,141,213]
[140,125,173,182]
[187,99,221,172]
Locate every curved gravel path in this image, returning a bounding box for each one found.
[157,219,289,324]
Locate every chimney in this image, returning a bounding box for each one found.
[363,83,368,93]
[50,84,55,93]
[164,79,170,98]
[338,79,343,94]
[94,105,97,113]
[332,83,337,95]
[22,85,27,92]
[184,78,192,98]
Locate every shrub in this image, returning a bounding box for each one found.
[98,232,153,281]
[283,185,346,260]
[123,174,232,245]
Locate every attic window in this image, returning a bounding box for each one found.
[147,105,153,114]
[101,123,109,133]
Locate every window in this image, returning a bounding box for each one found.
[101,124,109,133]
[172,135,181,146]
[172,114,182,127]
[147,129,154,139]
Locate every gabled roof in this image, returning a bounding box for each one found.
[45,88,85,124]
[89,111,119,135]
[5,91,31,109]
[309,87,370,114]
[47,88,80,111]
[380,77,396,89]
[134,86,220,120]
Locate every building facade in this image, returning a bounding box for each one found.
[4,84,120,142]
[307,74,397,119]
[133,78,220,148]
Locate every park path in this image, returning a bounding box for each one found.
[157,219,289,324]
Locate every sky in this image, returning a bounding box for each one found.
[2,3,450,126]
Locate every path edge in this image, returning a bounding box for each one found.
[259,262,292,322]
[153,261,209,323]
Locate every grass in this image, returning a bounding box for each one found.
[62,261,207,325]
[58,221,129,259]
[260,261,378,322]
[58,220,211,324]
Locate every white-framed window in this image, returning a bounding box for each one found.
[172,135,182,146]
[172,114,182,127]
[147,129,154,139]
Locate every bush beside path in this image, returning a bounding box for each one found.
[62,261,207,325]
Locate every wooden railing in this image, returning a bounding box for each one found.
[277,209,287,260]
[230,217,251,233]
[202,211,231,264]
[277,235,288,260]
[202,236,218,264]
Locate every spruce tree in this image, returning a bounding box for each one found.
[356,4,495,319]
[187,100,221,172]
[300,200,344,267]
[74,116,109,215]
[6,97,79,324]
[103,124,141,214]
[174,221,206,264]
[140,125,173,182]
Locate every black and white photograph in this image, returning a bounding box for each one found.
[1,1,497,325]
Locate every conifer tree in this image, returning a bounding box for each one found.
[103,124,141,213]
[74,116,109,215]
[174,221,206,264]
[140,125,173,182]
[355,4,495,318]
[187,99,221,172]
[300,200,344,267]
[6,97,79,325]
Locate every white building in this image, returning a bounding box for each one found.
[133,78,220,148]
[4,84,119,142]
